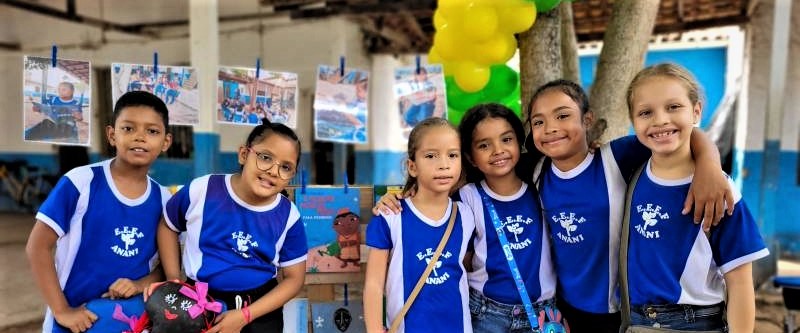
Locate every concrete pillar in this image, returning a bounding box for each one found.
[190,0,220,176]
[756,0,791,281]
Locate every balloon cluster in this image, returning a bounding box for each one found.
[429,0,563,125]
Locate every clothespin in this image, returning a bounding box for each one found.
[343,283,349,306]
[339,56,345,76]
[415,54,421,75]
[51,45,57,68]
[153,52,159,80]
[301,169,307,195]
[255,58,261,80]
[343,172,349,194]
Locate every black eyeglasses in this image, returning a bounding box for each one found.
[246,147,296,180]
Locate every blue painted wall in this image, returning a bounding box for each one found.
[579,47,727,129]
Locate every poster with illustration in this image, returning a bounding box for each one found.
[394,64,446,139]
[217,66,298,128]
[295,187,361,273]
[310,301,365,333]
[23,56,91,146]
[313,65,368,144]
[111,63,200,125]
[373,185,404,207]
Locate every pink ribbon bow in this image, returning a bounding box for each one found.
[179,282,223,319]
[112,304,140,331]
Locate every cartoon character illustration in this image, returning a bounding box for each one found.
[317,209,361,268]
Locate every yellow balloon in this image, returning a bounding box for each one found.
[442,61,457,76]
[437,0,470,19]
[460,4,498,41]
[497,3,537,33]
[454,62,490,92]
[428,47,444,64]
[433,10,447,30]
[474,33,517,65]
[433,24,467,61]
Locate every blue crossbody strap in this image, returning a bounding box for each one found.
[476,185,539,330]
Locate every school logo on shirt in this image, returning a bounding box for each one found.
[415,248,453,285]
[111,226,145,257]
[498,214,535,250]
[634,203,670,239]
[552,212,586,244]
[231,231,259,258]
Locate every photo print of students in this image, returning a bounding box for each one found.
[110,63,200,125]
[23,56,91,146]
[217,66,299,128]
[313,65,369,144]
[394,64,447,139]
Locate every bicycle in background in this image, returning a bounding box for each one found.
[0,160,57,212]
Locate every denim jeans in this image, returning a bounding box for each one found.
[629,303,726,332]
[470,289,558,333]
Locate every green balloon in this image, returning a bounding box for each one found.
[447,107,467,127]
[446,76,485,111]
[483,65,519,101]
[534,0,561,12]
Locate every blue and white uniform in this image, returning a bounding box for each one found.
[628,162,769,306]
[36,159,168,332]
[458,181,556,304]
[164,174,307,291]
[366,198,475,333]
[536,136,649,314]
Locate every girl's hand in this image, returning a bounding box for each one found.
[684,165,734,231]
[102,278,141,299]
[371,192,406,216]
[54,306,97,333]
[207,309,247,333]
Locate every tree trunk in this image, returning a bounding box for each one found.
[560,1,580,84]
[589,0,660,142]
[518,6,561,120]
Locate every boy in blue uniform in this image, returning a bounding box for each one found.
[26,91,173,333]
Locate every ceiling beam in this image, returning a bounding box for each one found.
[0,0,154,36]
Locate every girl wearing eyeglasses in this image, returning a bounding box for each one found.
[158,118,307,333]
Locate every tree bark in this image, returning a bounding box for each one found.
[519,6,561,120]
[589,0,660,142]
[560,1,580,84]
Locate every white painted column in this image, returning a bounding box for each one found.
[190,0,220,176]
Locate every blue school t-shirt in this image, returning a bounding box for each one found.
[628,162,769,306]
[458,181,556,304]
[36,159,167,332]
[537,136,650,314]
[164,174,307,292]
[366,198,474,333]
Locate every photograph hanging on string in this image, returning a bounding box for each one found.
[394,64,447,140]
[217,66,298,128]
[313,65,369,144]
[22,56,92,146]
[110,62,200,125]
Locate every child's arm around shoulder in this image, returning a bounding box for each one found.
[687,128,735,230]
[26,221,98,332]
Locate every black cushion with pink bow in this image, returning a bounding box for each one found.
[145,280,226,333]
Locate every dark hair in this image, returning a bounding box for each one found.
[523,79,590,154]
[458,103,526,183]
[245,118,302,166]
[58,82,75,92]
[403,117,458,195]
[112,91,169,129]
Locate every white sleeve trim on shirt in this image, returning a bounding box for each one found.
[279,254,308,267]
[162,207,180,232]
[36,212,65,237]
[719,248,770,274]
